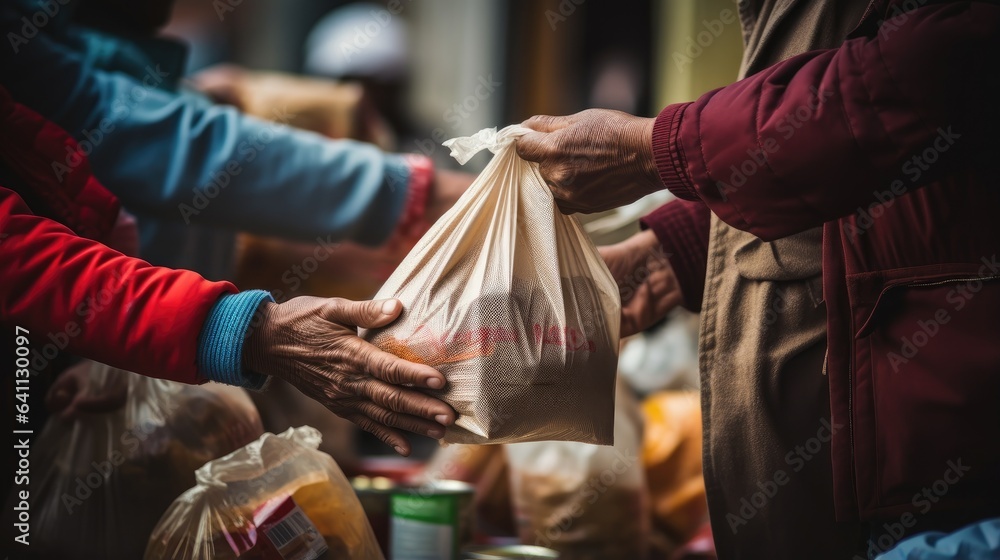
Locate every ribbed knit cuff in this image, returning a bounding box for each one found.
[197,290,274,389]
[381,153,434,248]
[652,102,698,201]
[640,199,711,312]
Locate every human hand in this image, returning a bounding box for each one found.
[599,229,683,337]
[515,109,661,214]
[244,296,456,456]
[45,360,129,420]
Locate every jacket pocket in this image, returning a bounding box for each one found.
[848,263,1000,516]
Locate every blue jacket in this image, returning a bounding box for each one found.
[0,3,410,264]
[1,2,416,387]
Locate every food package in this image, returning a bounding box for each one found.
[641,391,708,546]
[362,125,621,445]
[26,360,263,560]
[505,379,649,559]
[145,426,382,560]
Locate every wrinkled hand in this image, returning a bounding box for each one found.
[515,109,661,214]
[45,360,129,420]
[599,230,683,337]
[245,296,456,456]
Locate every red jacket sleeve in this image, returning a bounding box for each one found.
[651,0,999,241]
[0,187,236,382]
[640,199,711,312]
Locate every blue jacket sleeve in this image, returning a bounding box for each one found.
[0,9,410,245]
[877,518,1000,560]
[197,290,274,390]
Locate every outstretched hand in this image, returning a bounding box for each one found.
[245,296,456,456]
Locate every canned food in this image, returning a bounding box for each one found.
[390,480,475,560]
[351,476,395,556]
[462,544,560,559]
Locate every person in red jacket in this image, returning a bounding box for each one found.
[517,0,1000,557]
[0,89,454,457]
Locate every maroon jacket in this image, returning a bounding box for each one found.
[643,0,1000,521]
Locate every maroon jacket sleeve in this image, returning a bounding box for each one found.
[651,0,999,241]
[0,187,236,382]
[640,199,711,312]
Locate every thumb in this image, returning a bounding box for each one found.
[329,298,404,329]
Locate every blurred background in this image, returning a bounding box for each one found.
[168,0,743,169]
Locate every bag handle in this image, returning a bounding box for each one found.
[442,125,533,165]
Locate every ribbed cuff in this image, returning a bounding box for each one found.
[387,153,434,242]
[652,102,698,201]
[640,199,711,312]
[197,290,275,389]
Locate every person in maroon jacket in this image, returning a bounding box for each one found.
[518,0,1000,557]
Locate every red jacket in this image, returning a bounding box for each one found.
[644,0,1000,521]
[0,88,235,382]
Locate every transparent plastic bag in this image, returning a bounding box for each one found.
[146,426,382,560]
[28,360,263,560]
[362,125,621,445]
[506,379,649,559]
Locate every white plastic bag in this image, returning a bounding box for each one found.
[362,125,621,445]
[145,427,383,560]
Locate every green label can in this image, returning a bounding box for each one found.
[390,480,474,560]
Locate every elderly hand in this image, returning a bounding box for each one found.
[599,230,683,337]
[515,109,661,214]
[244,296,456,456]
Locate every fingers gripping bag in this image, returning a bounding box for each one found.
[362,125,621,445]
[145,427,382,560]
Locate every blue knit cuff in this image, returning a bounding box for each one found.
[197,290,274,390]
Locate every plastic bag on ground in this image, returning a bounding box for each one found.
[362,125,621,445]
[505,379,649,559]
[145,426,382,560]
[23,360,263,560]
